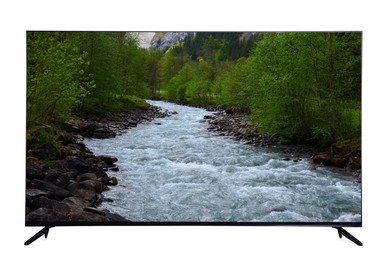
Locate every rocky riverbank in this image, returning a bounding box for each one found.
[26,105,171,223]
[205,110,361,182]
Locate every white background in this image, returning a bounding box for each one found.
[0,0,389,259]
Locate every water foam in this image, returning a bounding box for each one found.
[85,101,362,223]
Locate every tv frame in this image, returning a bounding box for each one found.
[25,31,362,246]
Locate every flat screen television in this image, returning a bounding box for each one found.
[25,31,362,246]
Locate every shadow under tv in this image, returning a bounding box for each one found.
[24,221,363,246]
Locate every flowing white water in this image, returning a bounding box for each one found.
[84,101,362,222]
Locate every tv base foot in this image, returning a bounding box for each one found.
[24,226,54,246]
[333,227,363,246]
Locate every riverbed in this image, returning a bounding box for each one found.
[84,101,362,223]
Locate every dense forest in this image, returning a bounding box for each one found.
[159,32,361,155]
[27,31,361,155]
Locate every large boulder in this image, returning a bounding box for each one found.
[62,196,93,210]
[26,189,51,200]
[312,154,347,167]
[28,143,59,160]
[53,156,99,174]
[330,157,348,167]
[62,196,110,222]
[83,207,106,216]
[77,122,97,133]
[79,180,104,193]
[105,212,130,222]
[94,171,111,185]
[58,131,76,145]
[44,169,71,188]
[26,208,70,222]
[97,155,118,166]
[30,179,70,200]
[90,127,116,139]
[347,156,361,171]
[31,196,71,214]
[67,180,103,201]
[26,160,44,180]
[312,154,332,164]
[73,188,97,202]
[79,172,98,181]
[68,210,110,222]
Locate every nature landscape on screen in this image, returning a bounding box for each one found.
[26,32,361,223]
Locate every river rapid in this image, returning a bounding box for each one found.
[84,101,362,223]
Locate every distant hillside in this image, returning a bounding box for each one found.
[150,32,195,51]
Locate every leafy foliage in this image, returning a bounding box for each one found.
[27,32,154,125]
[158,32,361,150]
[27,32,92,124]
[27,31,361,153]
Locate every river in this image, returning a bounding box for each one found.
[84,101,362,223]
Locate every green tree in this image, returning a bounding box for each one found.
[214,58,251,111]
[27,32,92,125]
[146,47,163,97]
[248,32,361,146]
[69,32,150,115]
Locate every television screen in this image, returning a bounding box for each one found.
[26,31,362,226]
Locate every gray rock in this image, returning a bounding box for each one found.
[83,207,106,216]
[62,196,93,209]
[58,131,76,145]
[109,166,119,172]
[347,156,361,171]
[109,176,118,186]
[53,156,99,174]
[68,210,110,222]
[44,169,71,188]
[97,155,118,166]
[26,189,51,200]
[28,143,59,160]
[30,179,70,200]
[31,196,71,214]
[26,208,70,222]
[105,212,130,222]
[79,173,98,181]
[77,121,97,133]
[79,180,104,193]
[66,180,80,193]
[91,128,116,139]
[26,161,44,179]
[73,188,97,202]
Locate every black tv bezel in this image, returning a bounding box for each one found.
[25,221,362,227]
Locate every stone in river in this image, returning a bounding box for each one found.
[83,207,106,216]
[109,165,119,172]
[97,155,118,166]
[105,213,130,222]
[109,176,118,186]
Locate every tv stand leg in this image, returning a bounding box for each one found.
[24,226,54,246]
[333,227,363,246]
